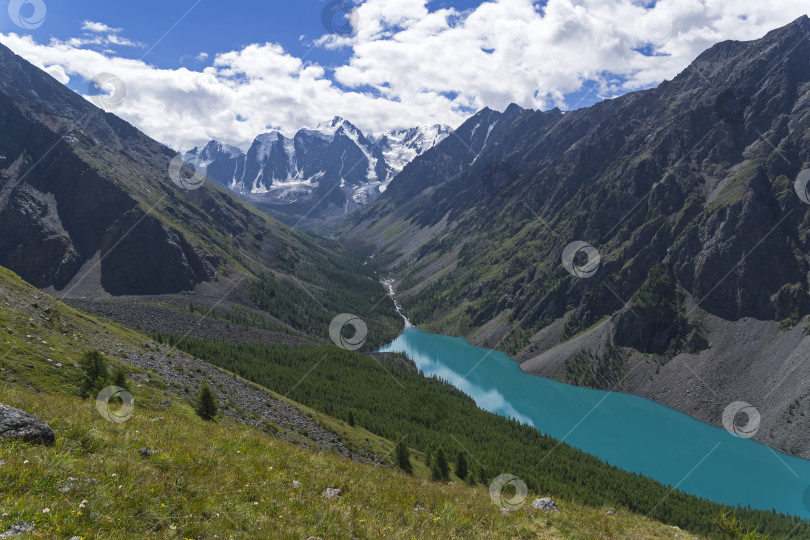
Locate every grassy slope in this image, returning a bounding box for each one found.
[0,387,695,540]
[0,264,699,538]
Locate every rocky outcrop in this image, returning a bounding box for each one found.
[99,210,213,295]
[0,403,54,445]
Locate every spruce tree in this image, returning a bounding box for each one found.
[195,383,218,421]
[425,448,432,468]
[395,440,412,474]
[455,451,468,480]
[431,461,442,481]
[476,465,488,486]
[111,367,129,391]
[348,410,355,427]
[434,447,449,480]
[78,350,108,398]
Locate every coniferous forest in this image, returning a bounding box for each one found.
[154,334,810,537]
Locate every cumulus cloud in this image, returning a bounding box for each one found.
[0,1,807,152]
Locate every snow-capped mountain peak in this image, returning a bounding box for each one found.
[185,118,454,220]
[370,124,453,175]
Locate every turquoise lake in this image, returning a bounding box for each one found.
[379,327,810,518]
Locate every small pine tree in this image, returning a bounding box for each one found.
[195,383,218,421]
[348,411,355,427]
[431,461,442,481]
[395,440,412,474]
[455,451,468,480]
[476,465,488,486]
[424,448,432,468]
[111,367,130,391]
[434,448,449,480]
[78,350,108,398]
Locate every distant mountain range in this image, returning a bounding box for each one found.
[185,119,451,222]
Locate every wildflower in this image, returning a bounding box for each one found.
[42,508,50,514]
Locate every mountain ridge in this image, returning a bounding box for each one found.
[343,14,810,457]
[0,38,402,348]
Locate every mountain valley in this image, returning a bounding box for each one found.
[1,7,810,539]
[344,15,810,459]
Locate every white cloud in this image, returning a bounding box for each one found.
[81,21,120,34]
[0,1,807,152]
[43,64,69,84]
[196,52,208,61]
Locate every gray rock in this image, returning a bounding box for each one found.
[0,522,35,538]
[0,404,55,445]
[137,447,161,457]
[531,497,559,512]
[322,487,342,499]
[292,480,302,489]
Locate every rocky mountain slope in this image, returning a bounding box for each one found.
[0,41,401,346]
[185,119,451,223]
[344,16,810,457]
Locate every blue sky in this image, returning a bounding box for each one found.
[0,0,807,151]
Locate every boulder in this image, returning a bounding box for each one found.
[531,497,559,512]
[322,487,342,499]
[0,404,54,445]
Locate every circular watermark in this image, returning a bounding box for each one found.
[802,485,810,513]
[329,313,367,350]
[722,401,760,438]
[562,241,601,278]
[489,474,528,512]
[633,12,673,45]
[481,161,520,198]
[168,154,207,190]
[87,73,127,111]
[8,0,46,30]
[96,385,135,423]
[714,89,750,125]
[321,0,359,36]
[793,169,810,204]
